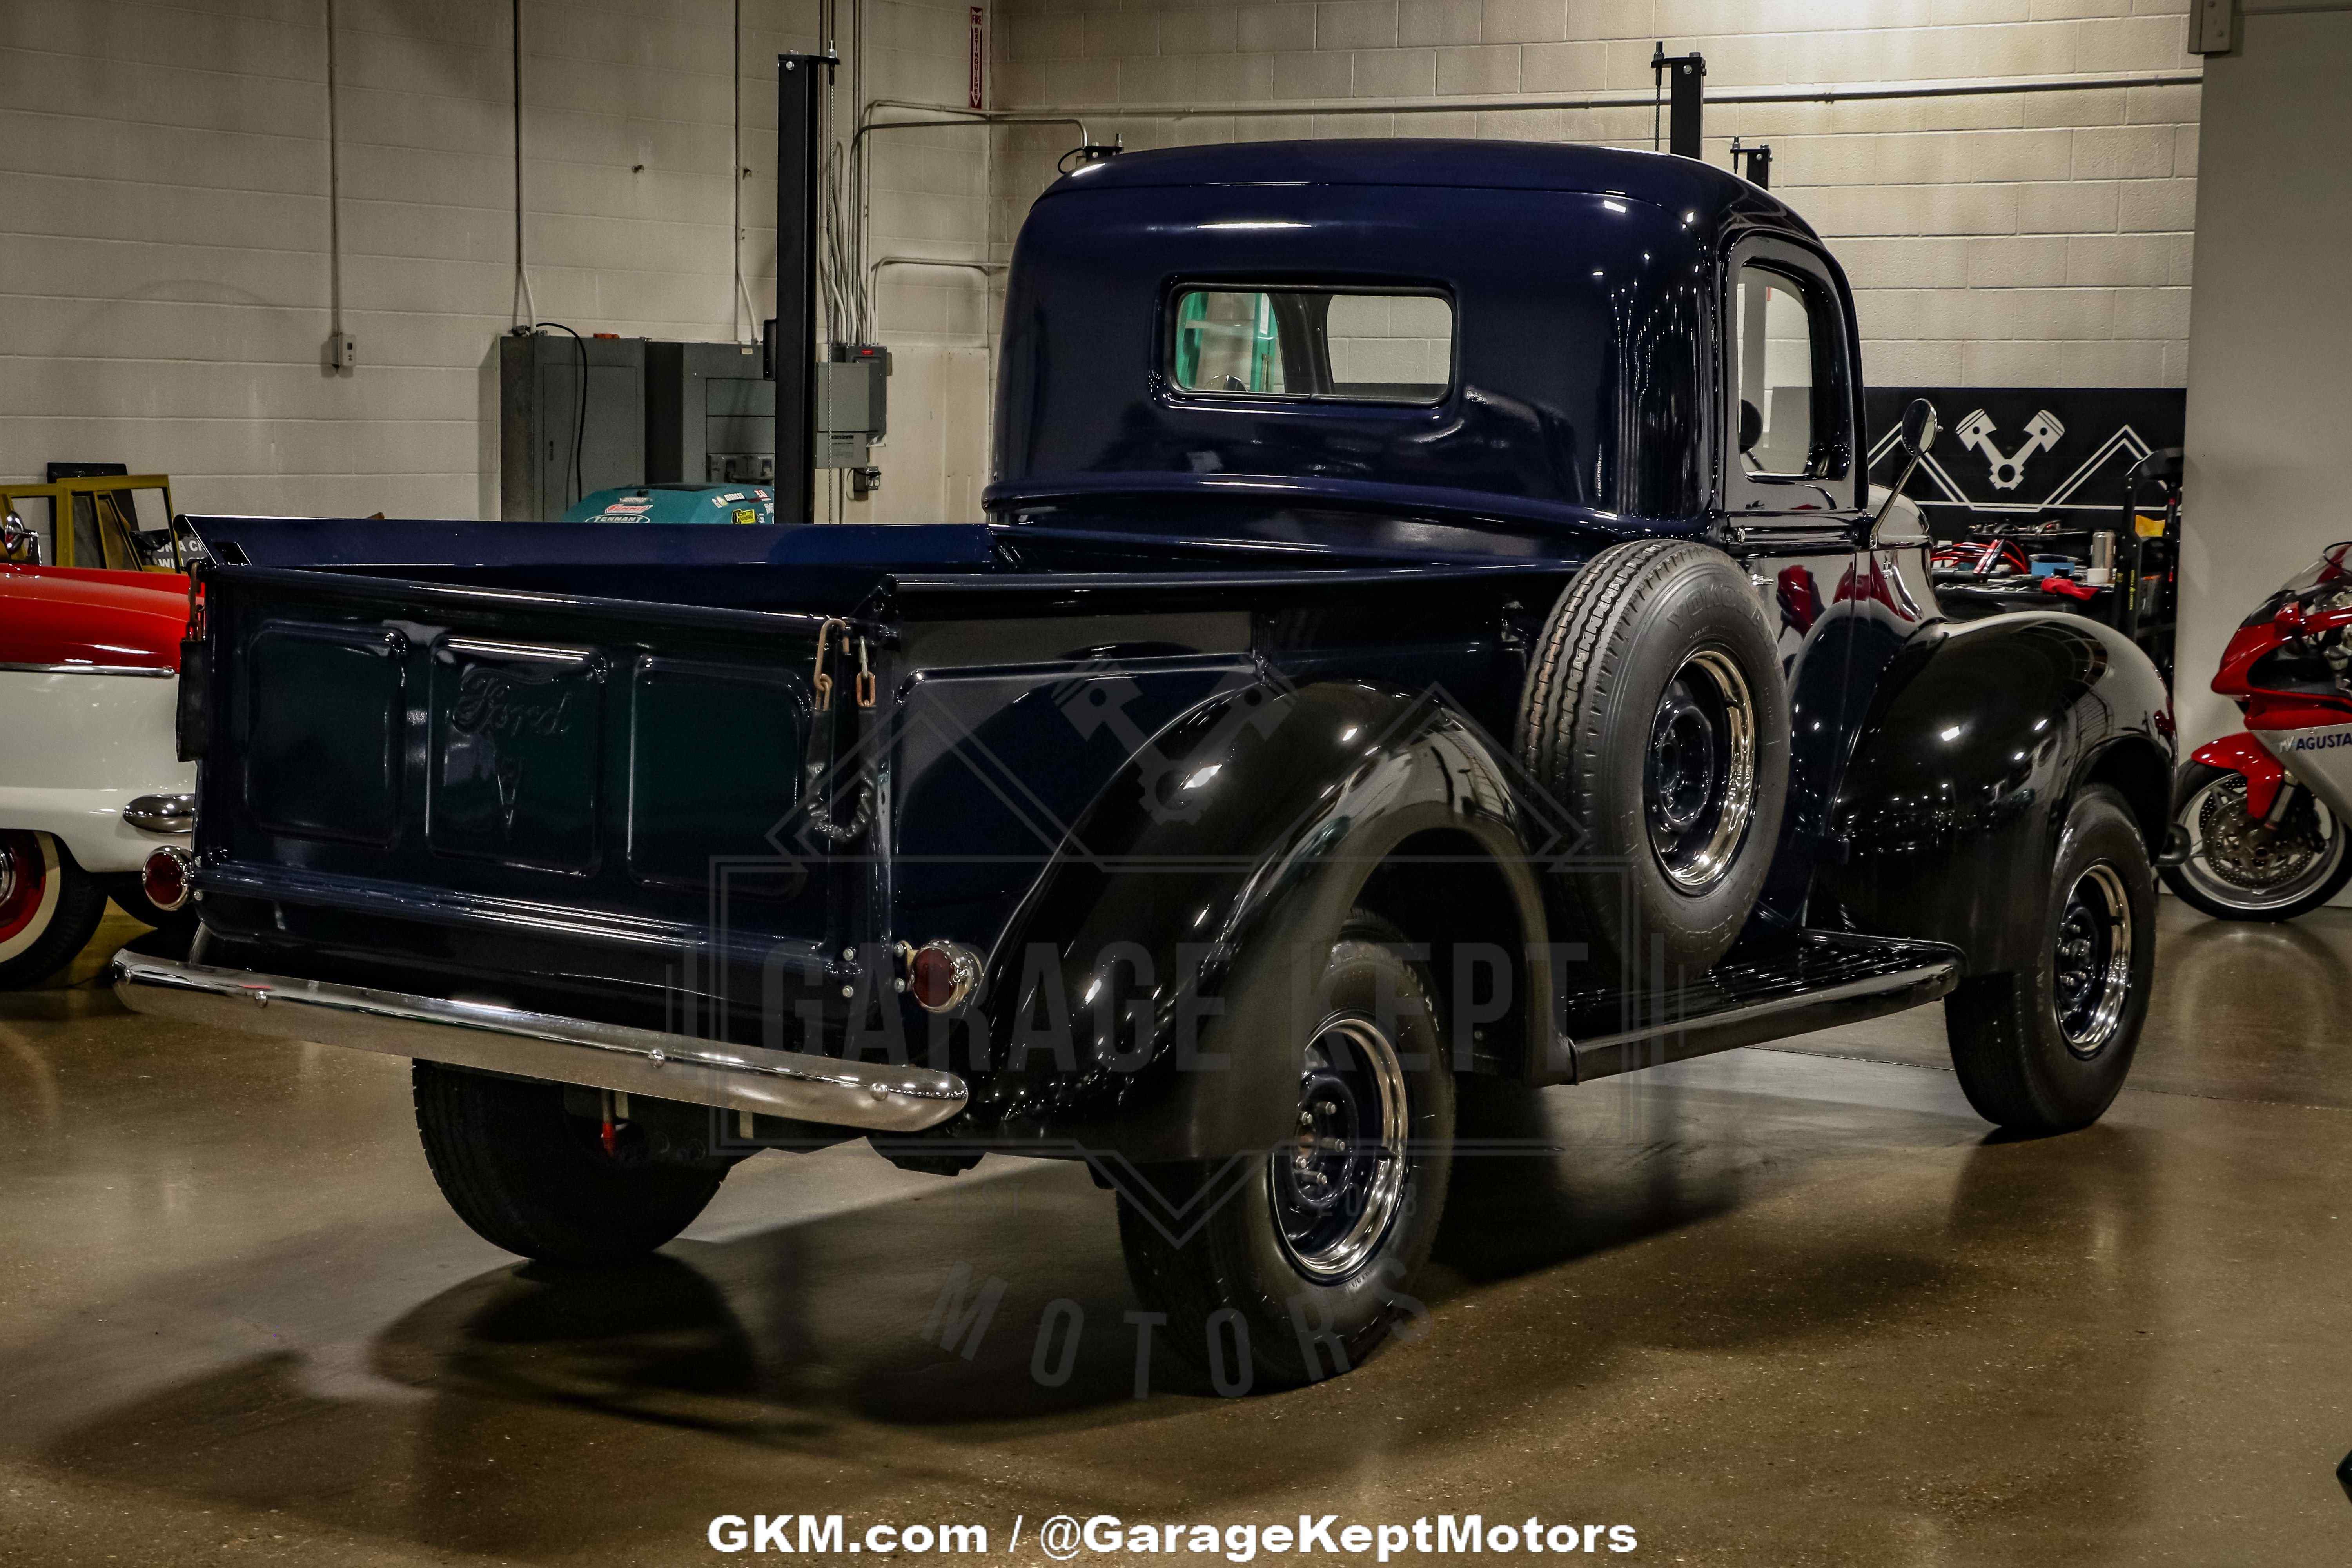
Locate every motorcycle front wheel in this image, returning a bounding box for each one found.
[2162,762,2352,921]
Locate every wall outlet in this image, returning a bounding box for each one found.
[327,331,358,372]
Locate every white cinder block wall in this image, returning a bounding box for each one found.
[826,0,998,521]
[2174,8,2352,751]
[0,0,992,523]
[987,0,2203,394]
[3,2,2201,524]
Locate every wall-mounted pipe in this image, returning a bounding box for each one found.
[992,69,2202,126]
[856,100,1092,145]
[732,0,754,342]
[865,256,1005,347]
[847,103,1089,342]
[510,0,536,329]
[858,256,1005,524]
[323,0,349,369]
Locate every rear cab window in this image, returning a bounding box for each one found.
[1168,286,1454,404]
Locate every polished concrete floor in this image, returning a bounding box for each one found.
[3,901,2349,1566]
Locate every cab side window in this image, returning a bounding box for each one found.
[1730,256,1850,486]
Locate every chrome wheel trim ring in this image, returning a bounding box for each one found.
[2178,775,2347,911]
[1269,1014,1411,1283]
[1646,647,1759,893]
[0,832,59,963]
[2054,862,2134,1058]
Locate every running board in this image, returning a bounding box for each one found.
[1553,929,1962,1084]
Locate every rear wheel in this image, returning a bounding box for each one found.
[0,831,108,990]
[2161,764,2352,921]
[1115,914,1454,1391]
[412,1062,730,1266]
[1946,785,2155,1134]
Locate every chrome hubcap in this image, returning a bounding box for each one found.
[0,843,15,909]
[2054,863,2133,1057]
[1270,1016,1409,1282]
[1646,648,1757,892]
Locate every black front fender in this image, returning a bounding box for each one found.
[1822,613,2172,975]
[954,678,1550,1161]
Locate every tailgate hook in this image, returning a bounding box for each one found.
[811,621,877,711]
[811,617,848,711]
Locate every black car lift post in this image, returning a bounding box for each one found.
[1731,137,1772,189]
[771,52,833,524]
[1651,44,1706,160]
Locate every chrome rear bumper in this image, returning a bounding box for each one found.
[109,953,968,1134]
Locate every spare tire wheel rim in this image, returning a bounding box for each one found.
[1645,648,1758,893]
[2054,862,2133,1057]
[1271,1014,1410,1283]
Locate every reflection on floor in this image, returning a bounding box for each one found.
[2,900,2349,1564]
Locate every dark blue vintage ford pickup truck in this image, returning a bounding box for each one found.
[118,141,2171,1387]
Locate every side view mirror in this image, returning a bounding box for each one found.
[1899,397,1940,463]
[1872,397,1941,541]
[0,509,39,565]
[1738,398,1762,456]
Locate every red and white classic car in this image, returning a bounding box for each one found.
[0,563,197,986]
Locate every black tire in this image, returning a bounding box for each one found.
[1946,784,2155,1134]
[0,831,109,990]
[1115,913,1455,1392]
[1517,538,1791,978]
[2160,762,2352,921]
[412,1062,729,1266]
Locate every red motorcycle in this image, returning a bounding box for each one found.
[2165,541,2352,919]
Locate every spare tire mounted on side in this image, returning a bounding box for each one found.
[1517,538,1791,979]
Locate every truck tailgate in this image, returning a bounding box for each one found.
[194,565,844,978]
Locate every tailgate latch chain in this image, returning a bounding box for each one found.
[811,620,877,711]
[812,618,845,711]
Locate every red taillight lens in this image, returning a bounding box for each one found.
[907,942,977,1013]
[142,847,191,913]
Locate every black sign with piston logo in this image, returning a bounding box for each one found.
[1865,386,2185,538]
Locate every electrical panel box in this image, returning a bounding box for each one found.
[816,345,891,469]
[646,340,776,486]
[498,332,646,521]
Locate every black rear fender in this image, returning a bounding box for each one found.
[1822,614,2172,976]
[958,679,1552,1161]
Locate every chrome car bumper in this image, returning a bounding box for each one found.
[109,953,969,1133]
[123,792,195,833]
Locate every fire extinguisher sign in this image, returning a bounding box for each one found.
[969,7,984,110]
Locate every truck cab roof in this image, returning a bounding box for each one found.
[1046,136,1812,221]
[988,138,1835,542]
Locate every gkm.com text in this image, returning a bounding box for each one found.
[708,1513,1639,1560]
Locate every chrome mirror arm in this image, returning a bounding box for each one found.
[1870,397,1941,543]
